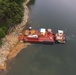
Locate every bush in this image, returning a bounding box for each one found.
[0,40,2,46]
[0,0,28,40]
[0,0,25,26]
[1,26,8,33]
[0,28,6,38]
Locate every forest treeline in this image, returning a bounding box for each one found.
[0,0,28,45]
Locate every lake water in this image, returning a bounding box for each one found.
[3,0,76,75]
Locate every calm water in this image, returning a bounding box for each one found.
[3,0,76,75]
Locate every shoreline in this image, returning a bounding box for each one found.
[0,0,30,71]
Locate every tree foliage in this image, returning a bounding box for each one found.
[0,0,25,26]
[0,28,6,38]
[9,0,26,4]
[0,22,8,39]
[0,0,27,44]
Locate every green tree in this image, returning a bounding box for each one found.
[0,0,24,26]
[1,26,8,33]
[9,0,26,4]
[0,0,30,45]
[0,28,5,38]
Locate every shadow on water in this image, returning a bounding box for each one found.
[27,0,36,6]
[24,41,66,45]
[25,42,54,45]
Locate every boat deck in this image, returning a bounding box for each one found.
[18,29,66,44]
[18,30,55,43]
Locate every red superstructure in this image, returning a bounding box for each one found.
[18,28,55,44]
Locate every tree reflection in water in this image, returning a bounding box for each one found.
[27,0,35,6]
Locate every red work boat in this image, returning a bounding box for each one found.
[18,27,55,44]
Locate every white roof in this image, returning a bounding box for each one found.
[58,30,64,34]
[40,28,46,33]
[47,28,52,32]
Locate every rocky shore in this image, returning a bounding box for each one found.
[0,0,30,71]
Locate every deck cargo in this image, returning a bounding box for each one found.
[18,27,55,44]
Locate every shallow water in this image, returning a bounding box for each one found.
[4,0,76,75]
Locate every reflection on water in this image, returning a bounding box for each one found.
[4,0,76,75]
[28,0,35,6]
